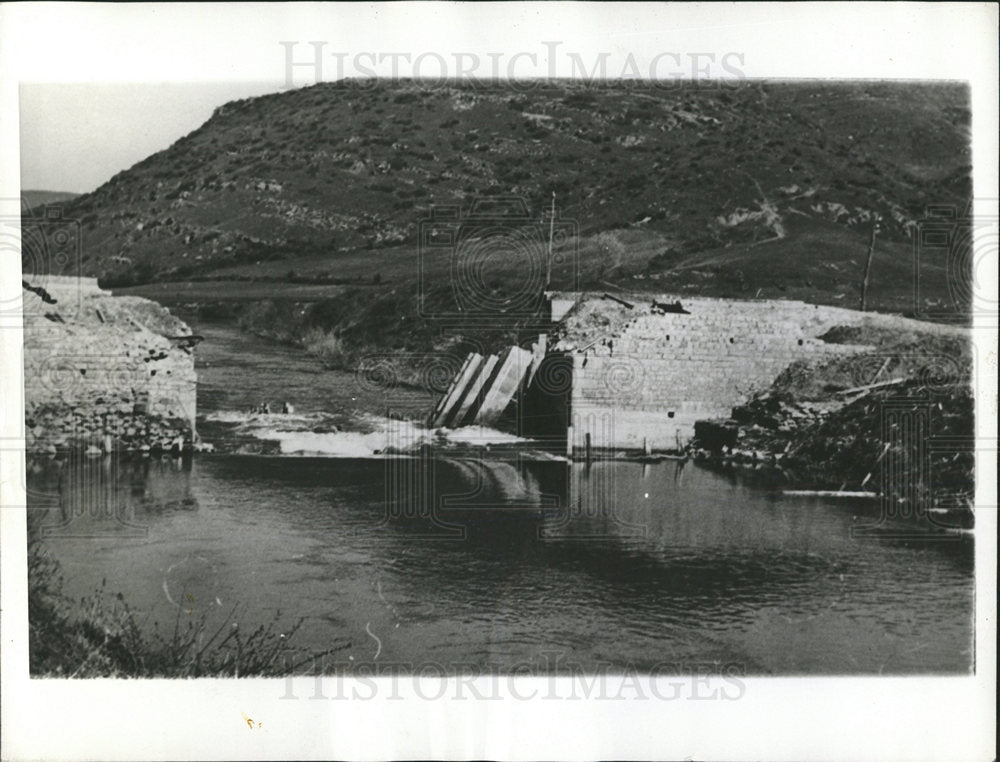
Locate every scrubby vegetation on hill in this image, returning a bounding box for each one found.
[51,80,968,304]
[35,79,972,371]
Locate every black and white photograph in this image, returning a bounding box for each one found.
[1,3,996,760]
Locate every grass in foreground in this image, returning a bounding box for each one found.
[28,531,348,678]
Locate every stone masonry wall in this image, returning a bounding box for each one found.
[22,276,197,448]
[557,293,964,453]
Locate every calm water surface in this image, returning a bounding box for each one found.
[27,324,974,674]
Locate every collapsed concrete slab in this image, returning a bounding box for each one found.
[447,353,499,428]
[427,352,483,427]
[472,346,533,426]
[429,346,534,429]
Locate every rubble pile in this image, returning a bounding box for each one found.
[552,297,633,353]
[691,379,974,509]
[689,319,974,511]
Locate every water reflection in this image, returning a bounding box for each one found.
[27,453,198,538]
[27,452,974,674]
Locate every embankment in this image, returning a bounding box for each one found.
[232,285,537,388]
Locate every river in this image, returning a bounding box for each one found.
[26,323,974,674]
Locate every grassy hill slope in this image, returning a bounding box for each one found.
[35,79,972,369]
[49,80,967,298]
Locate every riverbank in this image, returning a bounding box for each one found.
[118,278,550,390]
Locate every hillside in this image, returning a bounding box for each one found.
[43,79,968,309]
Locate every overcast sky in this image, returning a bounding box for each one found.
[19,82,281,193]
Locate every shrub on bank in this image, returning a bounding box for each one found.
[302,327,353,370]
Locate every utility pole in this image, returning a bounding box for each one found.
[859,216,880,312]
[546,191,556,289]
